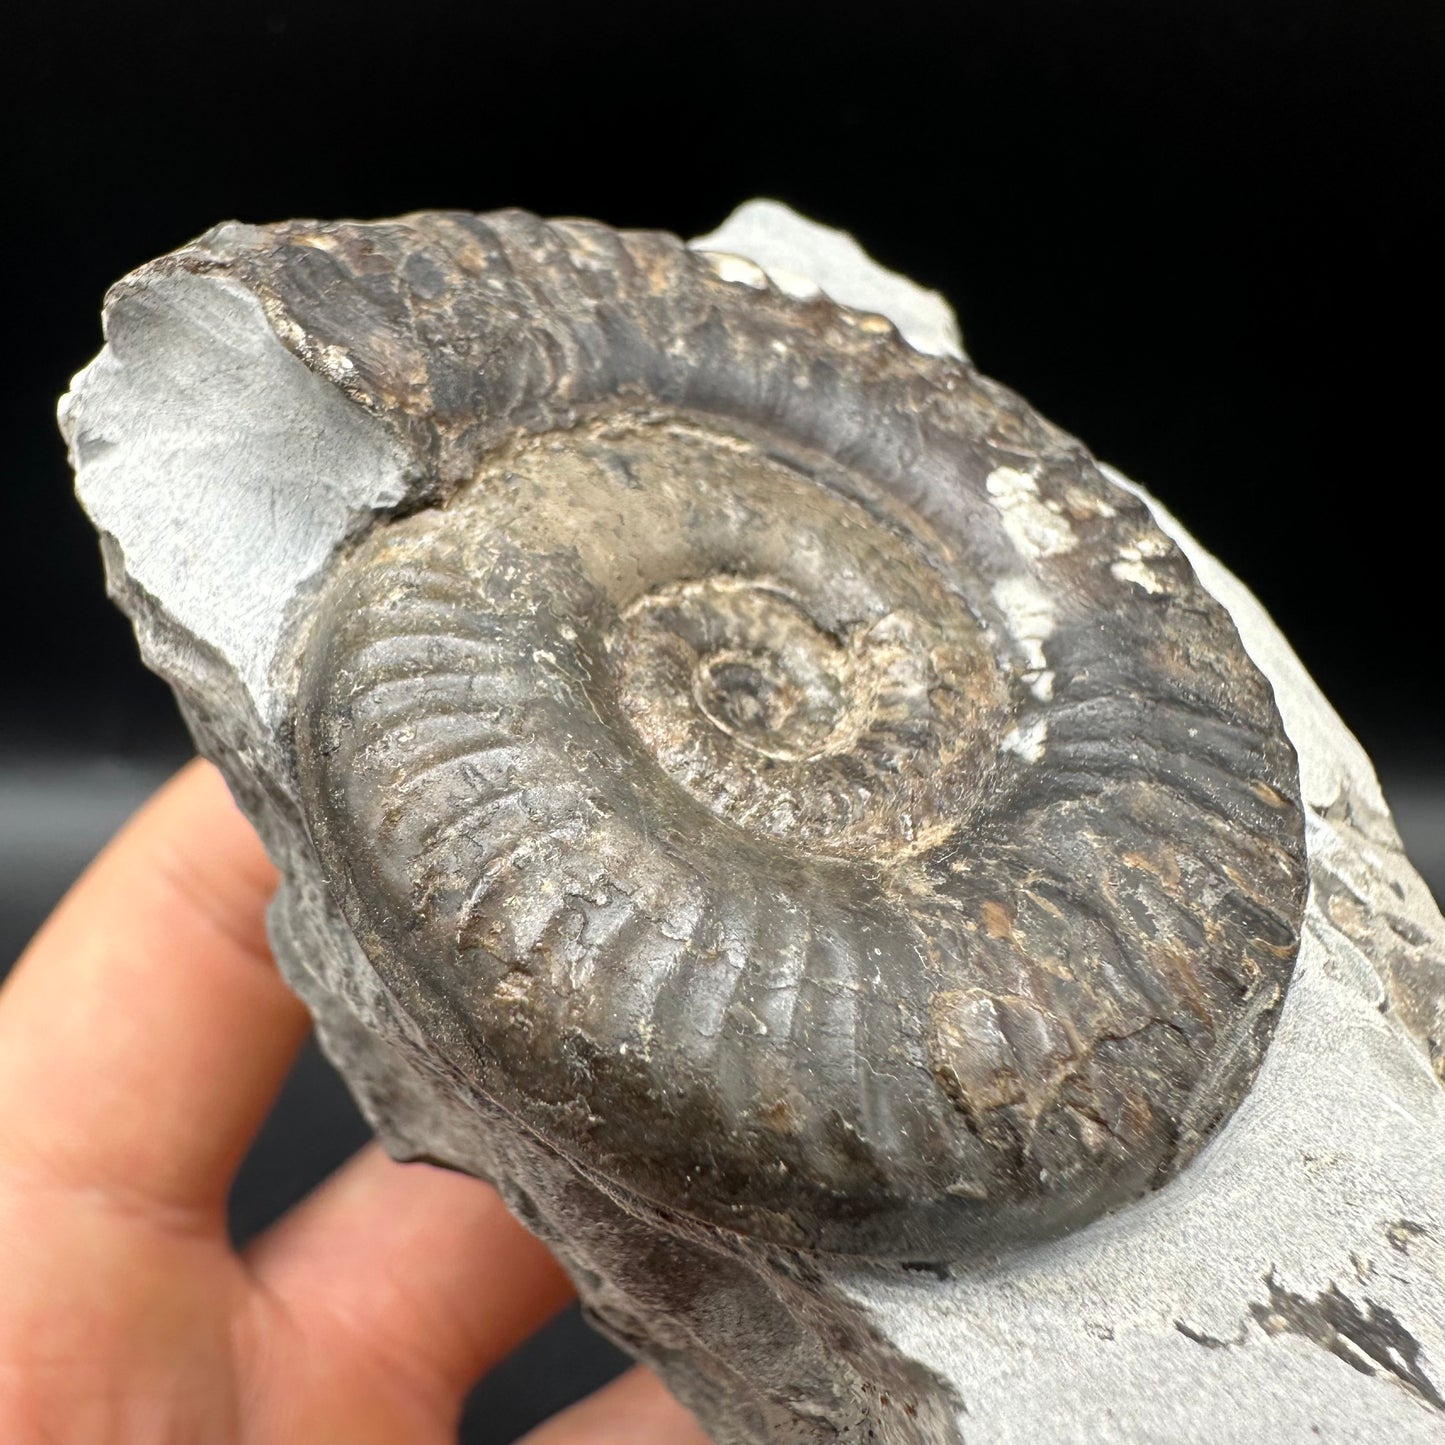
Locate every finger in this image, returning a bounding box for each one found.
[516,1364,710,1445]
[247,1143,574,1406]
[0,759,310,1220]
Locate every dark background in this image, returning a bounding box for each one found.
[2,2,1441,1439]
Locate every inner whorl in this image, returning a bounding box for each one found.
[290,211,1308,1261]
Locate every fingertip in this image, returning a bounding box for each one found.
[247,1145,574,1404]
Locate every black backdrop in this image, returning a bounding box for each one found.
[5,0,1442,767]
[2,2,1441,1439]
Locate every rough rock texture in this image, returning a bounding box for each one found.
[60,200,1445,1443]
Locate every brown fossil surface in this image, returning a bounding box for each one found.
[212,209,1321,1261]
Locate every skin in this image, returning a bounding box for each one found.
[0,759,710,1444]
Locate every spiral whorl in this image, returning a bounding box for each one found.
[290,211,1308,1260]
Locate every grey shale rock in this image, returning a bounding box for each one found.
[60,202,1445,1444]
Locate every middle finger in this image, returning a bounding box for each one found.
[246,1144,574,1407]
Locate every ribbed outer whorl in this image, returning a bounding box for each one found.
[280,211,1307,1260]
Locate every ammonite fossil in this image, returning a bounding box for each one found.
[286,210,1308,1261]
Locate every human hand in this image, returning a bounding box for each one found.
[0,760,709,1444]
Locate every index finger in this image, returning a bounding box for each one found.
[0,759,310,1222]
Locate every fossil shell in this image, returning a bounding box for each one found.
[288,211,1308,1260]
